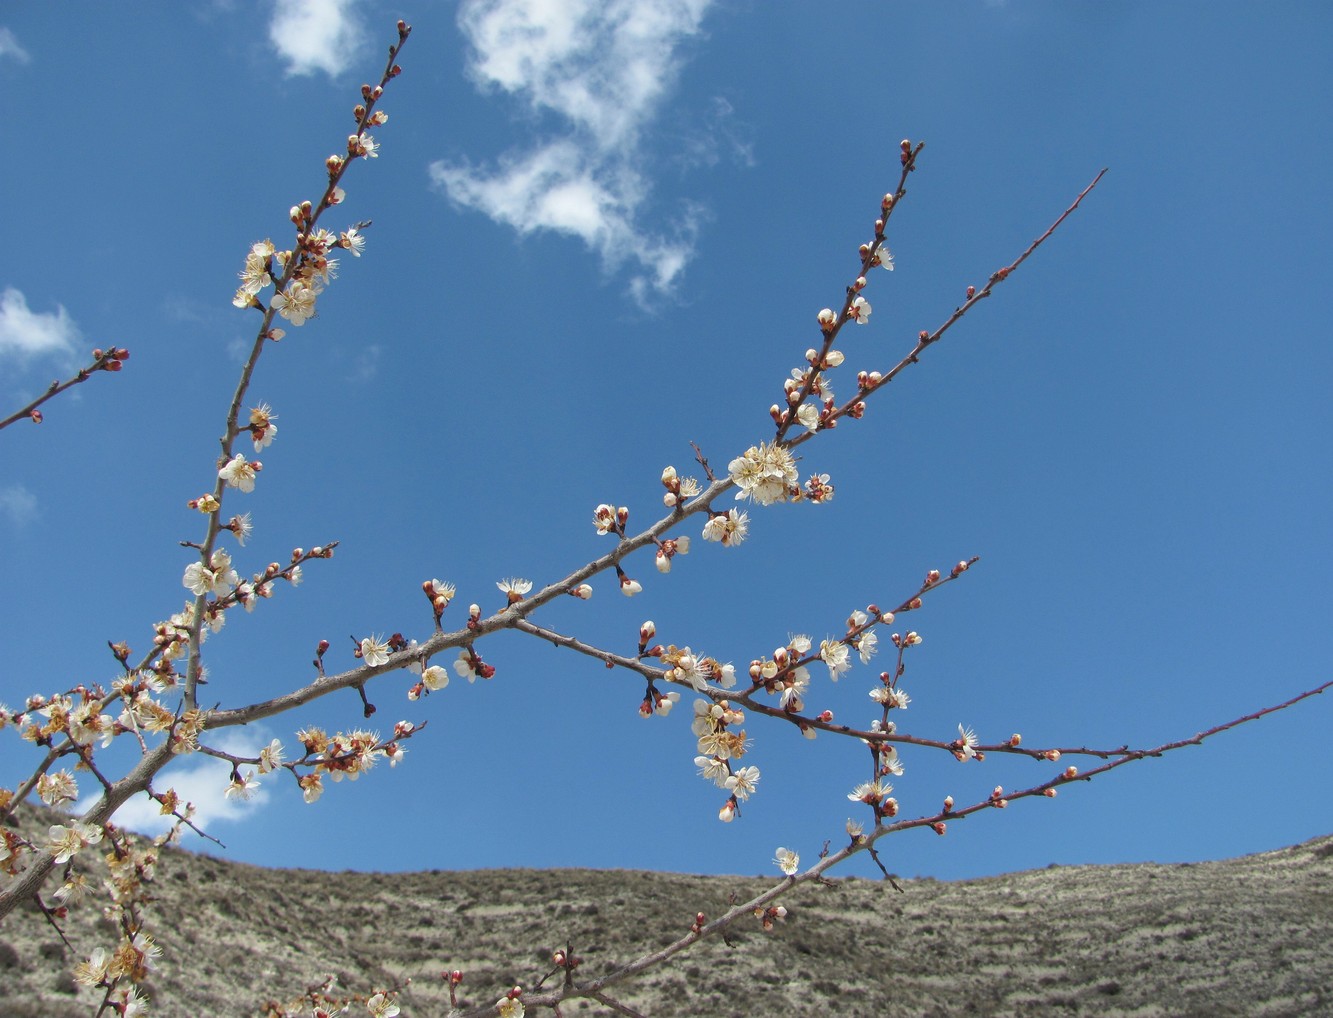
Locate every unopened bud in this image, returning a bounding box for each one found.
[1064,765,1079,780]
[932,821,946,835]
[817,709,833,723]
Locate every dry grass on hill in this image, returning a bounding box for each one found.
[2,806,1330,1017]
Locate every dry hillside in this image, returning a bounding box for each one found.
[2,807,1330,1017]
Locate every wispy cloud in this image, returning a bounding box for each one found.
[432,0,715,302]
[0,287,80,363]
[0,28,31,65]
[0,484,37,527]
[348,342,381,382]
[268,0,365,78]
[96,730,275,841]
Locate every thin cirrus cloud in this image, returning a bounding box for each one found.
[268,0,365,78]
[431,0,715,303]
[0,287,80,364]
[0,27,31,65]
[0,484,37,527]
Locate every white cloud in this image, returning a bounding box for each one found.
[0,28,31,65]
[268,0,365,78]
[0,484,36,527]
[93,729,274,841]
[432,0,714,300]
[0,287,79,363]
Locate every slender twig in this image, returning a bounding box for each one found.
[0,348,127,432]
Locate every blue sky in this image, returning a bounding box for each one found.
[1,1,1330,884]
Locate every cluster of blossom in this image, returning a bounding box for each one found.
[287,721,417,803]
[230,209,373,328]
[652,643,737,693]
[690,698,759,821]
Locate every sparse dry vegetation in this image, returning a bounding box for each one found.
[2,806,1329,1017]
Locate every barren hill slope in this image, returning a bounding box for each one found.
[2,813,1330,1017]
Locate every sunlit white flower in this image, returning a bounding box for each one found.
[497,577,533,603]
[366,991,400,1017]
[702,508,748,549]
[340,226,365,255]
[848,778,893,804]
[219,454,259,492]
[854,629,879,665]
[454,651,480,682]
[422,665,449,691]
[258,739,284,774]
[819,639,852,680]
[725,765,761,800]
[46,822,102,864]
[74,947,111,988]
[729,442,798,506]
[796,402,820,432]
[300,773,323,803]
[774,847,800,876]
[850,295,872,323]
[360,635,391,667]
[779,667,809,711]
[249,404,278,450]
[958,724,979,760]
[355,133,380,158]
[272,280,319,325]
[225,770,260,800]
[37,771,78,806]
[695,755,730,788]
[875,245,894,270]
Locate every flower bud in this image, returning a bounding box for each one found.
[1064,765,1079,780]
[817,308,836,327]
